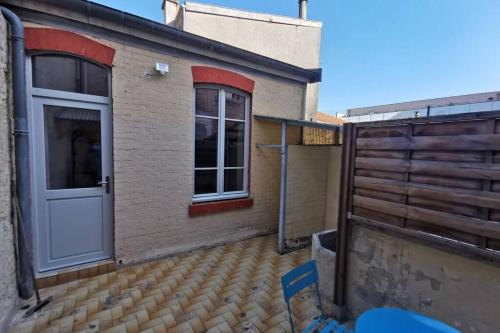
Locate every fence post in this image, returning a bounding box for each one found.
[333,122,354,320]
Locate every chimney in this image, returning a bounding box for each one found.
[163,0,181,27]
[299,0,308,19]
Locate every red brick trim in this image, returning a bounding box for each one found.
[192,66,255,94]
[189,198,253,217]
[25,27,116,66]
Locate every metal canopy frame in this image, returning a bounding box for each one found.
[254,115,341,254]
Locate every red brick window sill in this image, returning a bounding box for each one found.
[189,198,254,217]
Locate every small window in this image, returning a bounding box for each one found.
[194,87,249,202]
[32,54,109,97]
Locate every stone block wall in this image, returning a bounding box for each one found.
[0,12,19,328]
[346,226,500,333]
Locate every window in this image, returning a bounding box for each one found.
[32,54,109,97]
[193,87,249,202]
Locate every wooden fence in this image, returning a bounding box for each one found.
[303,127,341,145]
[334,111,500,310]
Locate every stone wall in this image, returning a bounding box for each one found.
[0,12,18,328]
[346,226,500,333]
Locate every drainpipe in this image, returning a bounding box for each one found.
[1,6,33,299]
[278,121,288,254]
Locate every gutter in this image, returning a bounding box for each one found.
[0,6,33,299]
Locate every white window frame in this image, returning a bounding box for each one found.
[192,85,250,203]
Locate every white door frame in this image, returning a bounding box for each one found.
[26,56,114,273]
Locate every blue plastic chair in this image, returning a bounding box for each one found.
[281,260,348,333]
[355,308,461,333]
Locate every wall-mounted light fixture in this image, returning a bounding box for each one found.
[145,62,169,77]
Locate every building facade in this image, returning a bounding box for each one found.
[0,0,338,319]
[163,0,322,121]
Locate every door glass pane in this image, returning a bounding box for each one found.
[224,120,245,167]
[195,117,218,168]
[195,170,217,194]
[32,54,109,97]
[225,92,245,120]
[195,89,219,117]
[44,105,102,189]
[224,169,244,192]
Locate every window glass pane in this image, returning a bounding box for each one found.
[33,55,78,93]
[83,61,109,96]
[225,92,245,120]
[224,169,244,192]
[195,170,217,194]
[224,120,245,167]
[195,117,218,168]
[32,54,109,97]
[44,105,101,189]
[195,89,219,117]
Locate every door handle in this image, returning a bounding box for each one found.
[98,176,110,193]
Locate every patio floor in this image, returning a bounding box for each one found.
[8,235,319,333]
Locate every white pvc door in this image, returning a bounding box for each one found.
[32,97,113,272]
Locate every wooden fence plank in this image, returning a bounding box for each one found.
[352,195,500,239]
[350,215,500,264]
[410,174,483,191]
[354,176,500,209]
[356,157,500,180]
[357,134,500,151]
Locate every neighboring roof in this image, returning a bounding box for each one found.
[312,112,346,125]
[2,0,322,83]
[254,115,341,130]
[184,2,323,29]
[347,91,500,117]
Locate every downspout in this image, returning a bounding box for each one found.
[0,6,34,299]
[278,121,288,254]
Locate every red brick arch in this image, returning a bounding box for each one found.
[191,66,255,94]
[25,27,116,66]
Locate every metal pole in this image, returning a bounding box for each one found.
[278,121,288,254]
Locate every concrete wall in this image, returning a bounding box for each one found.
[179,2,322,122]
[104,39,304,263]
[346,226,500,333]
[285,145,329,243]
[181,2,322,69]
[0,13,18,328]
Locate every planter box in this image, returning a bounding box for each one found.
[311,229,337,316]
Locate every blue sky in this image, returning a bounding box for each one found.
[93,0,500,115]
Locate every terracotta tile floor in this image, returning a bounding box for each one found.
[8,235,320,333]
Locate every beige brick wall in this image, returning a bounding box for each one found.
[0,13,18,327]
[19,22,308,264]
[285,145,330,242]
[107,41,305,263]
[325,146,342,230]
